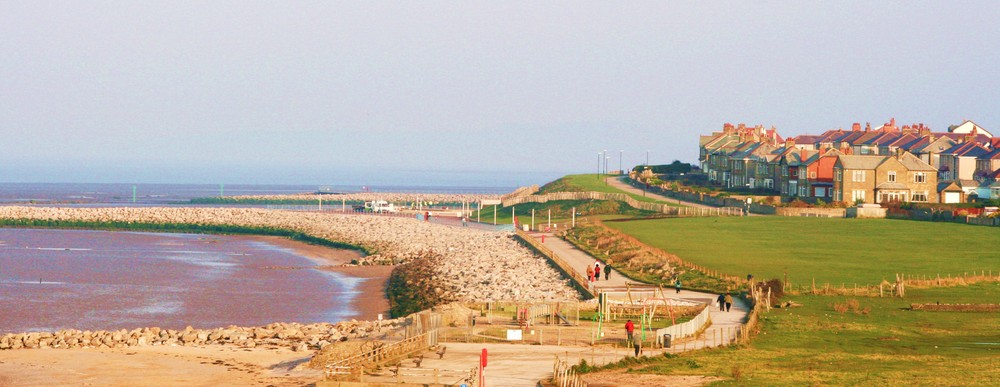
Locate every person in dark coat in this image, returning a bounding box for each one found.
[717,293,726,311]
[603,264,611,281]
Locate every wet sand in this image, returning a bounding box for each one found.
[253,236,392,321]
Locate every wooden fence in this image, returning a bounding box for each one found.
[552,355,589,387]
[502,191,743,217]
[780,270,1000,298]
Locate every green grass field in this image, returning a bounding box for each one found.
[604,217,999,286]
[604,282,1000,385]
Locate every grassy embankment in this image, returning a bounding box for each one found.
[541,174,678,205]
[472,174,667,226]
[578,216,999,385]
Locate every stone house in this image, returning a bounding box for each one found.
[833,151,938,204]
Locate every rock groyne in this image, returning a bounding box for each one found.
[0,320,402,351]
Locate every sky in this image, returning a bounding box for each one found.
[2,1,999,187]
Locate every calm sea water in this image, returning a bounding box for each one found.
[0,182,516,205]
[0,228,360,333]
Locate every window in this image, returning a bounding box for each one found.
[914,172,926,183]
[911,192,928,202]
[764,179,774,189]
[834,190,842,201]
[834,168,842,182]
[852,170,866,182]
[852,190,866,203]
[809,171,816,178]
[888,171,896,182]
[799,186,808,196]
[782,167,788,177]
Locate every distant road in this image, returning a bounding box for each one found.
[606,177,716,209]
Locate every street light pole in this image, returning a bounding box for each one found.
[619,150,623,176]
[646,150,650,166]
[604,156,609,184]
[597,152,601,179]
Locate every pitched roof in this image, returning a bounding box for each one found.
[979,147,1000,160]
[941,142,990,157]
[837,155,885,170]
[895,152,938,171]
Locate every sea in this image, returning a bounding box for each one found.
[0,182,516,205]
[0,182,515,334]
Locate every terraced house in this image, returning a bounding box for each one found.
[697,118,1000,203]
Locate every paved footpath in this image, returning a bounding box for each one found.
[526,230,751,354]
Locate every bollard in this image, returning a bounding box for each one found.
[541,235,545,243]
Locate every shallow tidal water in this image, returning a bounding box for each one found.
[0,228,360,334]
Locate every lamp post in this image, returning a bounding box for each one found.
[604,156,609,184]
[646,150,650,166]
[619,150,623,176]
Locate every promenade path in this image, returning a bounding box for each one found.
[525,229,751,355]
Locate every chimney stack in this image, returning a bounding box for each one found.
[852,123,861,132]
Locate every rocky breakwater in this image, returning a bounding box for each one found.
[228,192,498,204]
[0,206,579,305]
[0,319,403,352]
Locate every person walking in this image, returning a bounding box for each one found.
[716,293,726,311]
[594,262,601,282]
[624,319,635,346]
[674,278,682,294]
[603,263,611,281]
[586,265,595,283]
[724,293,734,312]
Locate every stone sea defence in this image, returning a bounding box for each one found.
[0,206,577,309]
[0,320,402,351]
[198,192,498,205]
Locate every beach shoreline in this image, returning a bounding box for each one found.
[254,235,392,322]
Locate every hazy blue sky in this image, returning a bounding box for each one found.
[2,1,998,186]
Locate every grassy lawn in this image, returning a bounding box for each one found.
[600,282,1000,385]
[604,217,999,286]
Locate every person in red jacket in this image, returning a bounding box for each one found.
[625,319,635,345]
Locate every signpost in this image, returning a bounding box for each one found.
[479,348,487,387]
